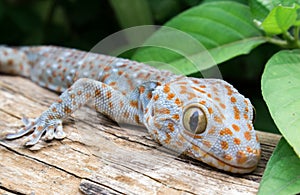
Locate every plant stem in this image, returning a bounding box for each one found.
[293,26,300,48]
[283,31,294,43]
[266,37,289,48]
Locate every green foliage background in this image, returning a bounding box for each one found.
[0,0,278,134]
[1,0,300,193]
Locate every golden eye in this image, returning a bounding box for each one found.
[183,106,207,134]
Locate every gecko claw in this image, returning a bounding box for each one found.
[5,115,66,146]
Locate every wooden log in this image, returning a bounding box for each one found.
[0,76,280,195]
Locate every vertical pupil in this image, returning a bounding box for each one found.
[189,111,199,132]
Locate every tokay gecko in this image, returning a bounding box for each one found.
[0,46,260,173]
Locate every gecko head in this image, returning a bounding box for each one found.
[144,77,261,174]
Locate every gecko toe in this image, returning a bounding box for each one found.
[6,126,34,139]
[54,121,66,139]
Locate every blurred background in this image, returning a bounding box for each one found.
[0,0,280,134]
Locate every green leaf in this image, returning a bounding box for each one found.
[249,0,272,22]
[132,1,265,75]
[261,5,298,35]
[258,138,300,195]
[262,50,300,157]
[250,0,300,22]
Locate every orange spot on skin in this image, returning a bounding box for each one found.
[224,154,233,161]
[154,121,162,129]
[156,108,170,115]
[225,85,233,96]
[108,102,113,109]
[199,100,206,105]
[256,134,259,142]
[164,133,171,144]
[174,98,182,106]
[220,103,226,109]
[192,79,200,84]
[85,93,91,99]
[47,76,53,83]
[168,123,175,132]
[208,127,216,135]
[130,100,138,108]
[214,97,220,101]
[220,141,229,150]
[123,111,129,118]
[192,145,200,152]
[147,92,152,100]
[179,85,187,94]
[214,116,222,123]
[220,128,233,136]
[7,59,13,66]
[139,86,145,94]
[64,106,72,114]
[244,131,252,141]
[253,149,261,156]
[232,124,240,132]
[57,98,63,103]
[119,101,124,108]
[95,89,101,97]
[207,93,212,98]
[208,107,213,114]
[233,106,240,120]
[236,151,247,164]
[244,113,249,120]
[234,138,241,145]
[187,92,196,100]
[172,114,180,120]
[109,81,116,86]
[106,91,112,99]
[153,94,159,101]
[118,70,123,76]
[231,97,236,103]
[101,74,110,82]
[202,140,211,148]
[134,115,140,124]
[163,84,170,93]
[103,66,111,71]
[200,85,206,88]
[246,146,253,153]
[70,94,75,99]
[167,93,175,100]
[247,123,253,130]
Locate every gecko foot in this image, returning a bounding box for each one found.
[6,116,66,146]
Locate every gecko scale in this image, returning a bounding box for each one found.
[0,46,260,173]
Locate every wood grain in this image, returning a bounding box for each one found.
[0,76,280,195]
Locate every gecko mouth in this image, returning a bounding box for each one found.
[186,144,260,174]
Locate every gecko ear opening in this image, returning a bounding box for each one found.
[183,105,207,134]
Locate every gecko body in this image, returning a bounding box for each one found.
[0,46,261,173]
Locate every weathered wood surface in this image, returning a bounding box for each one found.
[0,75,281,195]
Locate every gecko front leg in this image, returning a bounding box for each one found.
[6,78,145,146]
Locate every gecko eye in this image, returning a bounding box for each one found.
[183,106,207,134]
